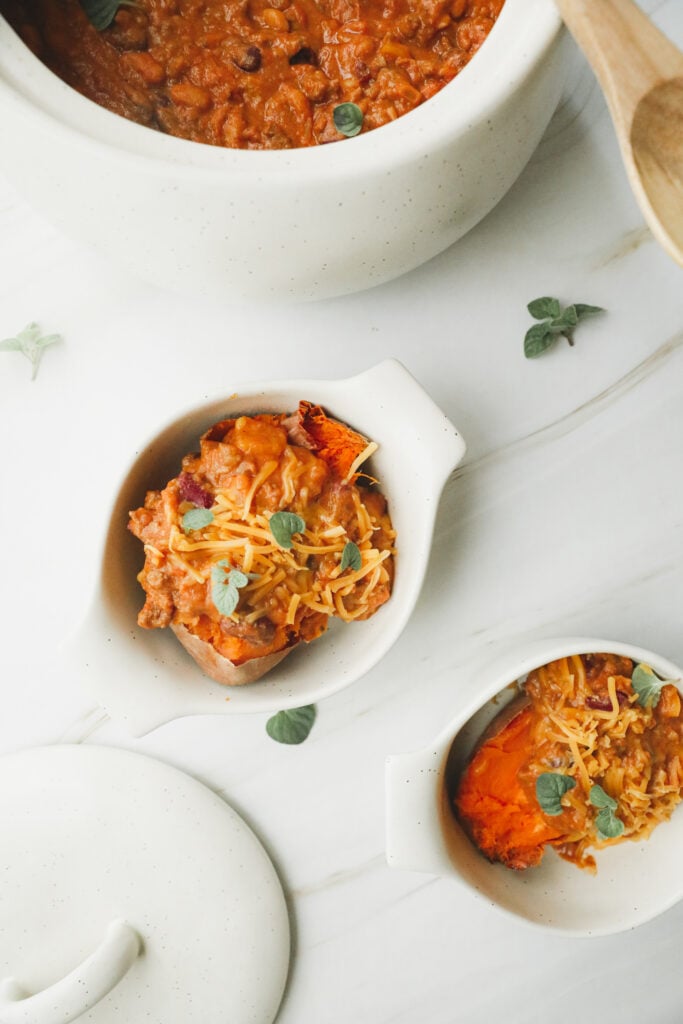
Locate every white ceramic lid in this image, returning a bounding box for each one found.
[0,746,290,1024]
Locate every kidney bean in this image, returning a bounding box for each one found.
[585,692,629,711]
[233,45,262,71]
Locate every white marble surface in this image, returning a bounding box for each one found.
[1,1,683,1020]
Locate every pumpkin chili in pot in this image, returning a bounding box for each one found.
[2,0,505,148]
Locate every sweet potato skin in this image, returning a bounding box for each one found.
[171,623,293,686]
[297,401,370,479]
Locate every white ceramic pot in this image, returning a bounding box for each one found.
[386,637,683,936]
[0,0,568,300]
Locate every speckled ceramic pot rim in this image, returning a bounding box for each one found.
[0,0,562,179]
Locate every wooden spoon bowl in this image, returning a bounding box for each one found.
[557,0,683,267]
[630,78,683,263]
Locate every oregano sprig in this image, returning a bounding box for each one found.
[524,297,605,358]
[0,322,62,380]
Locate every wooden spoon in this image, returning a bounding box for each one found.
[556,0,683,267]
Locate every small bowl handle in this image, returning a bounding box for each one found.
[350,360,466,486]
[385,748,454,877]
[0,919,141,1024]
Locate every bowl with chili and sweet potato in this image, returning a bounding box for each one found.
[386,637,683,936]
[0,0,568,299]
[67,360,465,734]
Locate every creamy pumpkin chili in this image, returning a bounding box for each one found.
[3,0,504,148]
[128,403,395,668]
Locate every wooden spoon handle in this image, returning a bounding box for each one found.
[556,0,683,125]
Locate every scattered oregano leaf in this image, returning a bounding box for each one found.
[590,783,624,840]
[182,508,214,533]
[524,298,605,358]
[630,663,674,709]
[266,705,316,744]
[269,511,305,549]
[211,560,249,616]
[0,322,62,380]
[535,772,576,816]
[79,0,140,31]
[340,541,362,573]
[333,102,363,138]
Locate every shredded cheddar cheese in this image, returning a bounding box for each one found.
[344,441,379,483]
[169,503,393,624]
[128,403,395,669]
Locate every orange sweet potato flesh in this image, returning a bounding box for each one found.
[455,704,567,870]
[297,401,370,480]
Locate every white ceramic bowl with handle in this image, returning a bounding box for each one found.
[63,359,465,734]
[386,637,683,936]
[0,0,568,300]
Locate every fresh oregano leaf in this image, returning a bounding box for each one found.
[589,783,618,811]
[266,705,316,744]
[631,663,668,709]
[182,508,214,533]
[333,102,363,138]
[79,0,137,30]
[595,807,625,840]
[211,559,249,616]
[535,772,576,815]
[552,304,579,329]
[528,297,561,320]
[269,511,305,549]
[589,784,624,838]
[340,541,362,573]
[574,303,606,321]
[524,322,554,359]
[524,298,605,358]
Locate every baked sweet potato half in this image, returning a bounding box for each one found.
[454,654,683,872]
[128,402,395,686]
